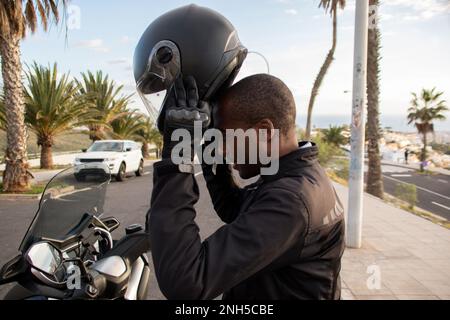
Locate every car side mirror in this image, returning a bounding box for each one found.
[82,149,87,153]
[126,148,132,152]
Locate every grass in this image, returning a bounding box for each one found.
[416,170,438,176]
[324,156,450,230]
[384,192,450,230]
[30,164,72,172]
[0,182,46,195]
[326,157,349,186]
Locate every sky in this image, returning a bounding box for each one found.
[6,0,450,130]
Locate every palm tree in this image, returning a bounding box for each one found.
[77,71,131,141]
[136,117,153,158]
[366,0,384,199]
[109,110,147,141]
[407,88,448,172]
[1,0,67,192]
[0,93,6,131]
[24,63,85,169]
[321,125,348,146]
[136,117,163,159]
[305,0,346,140]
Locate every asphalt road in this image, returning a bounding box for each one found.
[0,165,223,300]
[380,165,450,221]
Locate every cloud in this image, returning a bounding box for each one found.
[107,58,129,65]
[379,13,394,21]
[402,15,421,21]
[75,39,110,53]
[285,8,298,15]
[385,0,450,20]
[120,36,136,44]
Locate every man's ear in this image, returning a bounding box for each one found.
[255,119,275,142]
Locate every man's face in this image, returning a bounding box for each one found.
[214,100,261,179]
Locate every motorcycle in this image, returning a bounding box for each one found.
[0,163,151,300]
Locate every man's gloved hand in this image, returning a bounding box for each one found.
[159,75,211,160]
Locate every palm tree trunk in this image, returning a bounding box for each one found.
[0,35,30,192]
[420,132,427,172]
[40,143,54,169]
[366,0,384,199]
[142,142,150,159]
[89,124,102,142]
[305,10,338,140]
[156,145,162,159]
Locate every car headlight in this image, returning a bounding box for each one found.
[105,158,118,162]
[75,158,80,162]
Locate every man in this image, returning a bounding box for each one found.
[147,73,346,300]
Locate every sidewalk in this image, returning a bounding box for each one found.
[335,183,450,300]
[0,159,157,184]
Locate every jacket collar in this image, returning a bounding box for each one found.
[260,141,319,183]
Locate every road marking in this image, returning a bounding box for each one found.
[391,174,412,177]
[143,172,150,176]
[432,202,450,211]
[438,179,448,184]
[383,175,450,201]
[195,172,203,177]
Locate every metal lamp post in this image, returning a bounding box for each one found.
[347,0,369,249]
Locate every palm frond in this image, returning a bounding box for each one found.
[77,70,133,141]
[407,88,448,131]
[0,0,66,38]
[319,0,346,15]
[24,62,84,146]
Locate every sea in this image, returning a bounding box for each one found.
[299,114,450,133]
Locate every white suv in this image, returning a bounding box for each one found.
[74,140,144,182]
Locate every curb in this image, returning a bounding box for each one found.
[0,193,41,200]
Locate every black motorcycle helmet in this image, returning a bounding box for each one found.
[133,4,247,129]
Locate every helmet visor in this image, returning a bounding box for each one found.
[136,40,181,119]
[137,89,167,122]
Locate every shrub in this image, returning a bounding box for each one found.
[395,183,417,209]
[313,136,341,167]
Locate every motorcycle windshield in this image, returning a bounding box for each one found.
[20,163,111,252]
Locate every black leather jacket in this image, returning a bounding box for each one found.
[147,142,345,300]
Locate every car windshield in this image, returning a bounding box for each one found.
[88,142,124,152]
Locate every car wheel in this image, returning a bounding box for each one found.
[135,160,144,177]
[116,163,126,182]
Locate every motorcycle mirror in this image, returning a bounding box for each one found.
[26,242,62,276]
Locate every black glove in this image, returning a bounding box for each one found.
[159,75,211,160]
